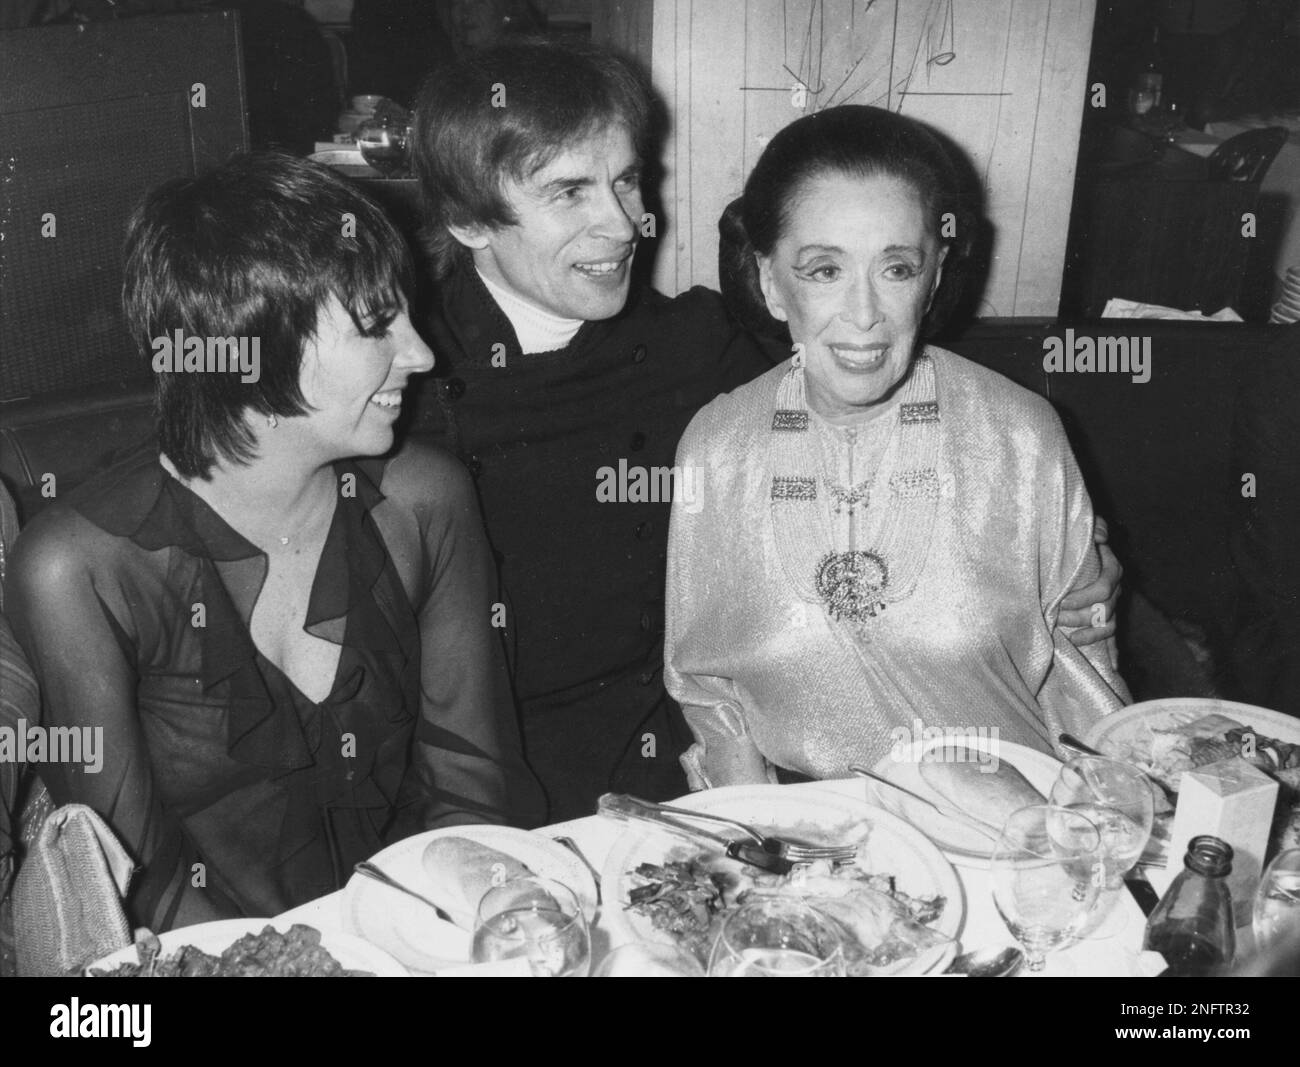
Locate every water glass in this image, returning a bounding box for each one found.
[1253,848,1300,955]
[991,805,1103,972]
[707,899,846,977]
[470,876,591,977]
[1049,755,1154,889]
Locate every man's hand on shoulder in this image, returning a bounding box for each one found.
[1060,516,1122,646]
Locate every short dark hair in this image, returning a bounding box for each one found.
[734,105,978,337]
[123,152,412,479]
[411,38,655,276]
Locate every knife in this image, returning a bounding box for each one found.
[597,794,794,874]
[1123,868,1161,917]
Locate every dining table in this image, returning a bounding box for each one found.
[276,777,1179,977]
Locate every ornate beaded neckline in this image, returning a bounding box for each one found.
[768,349,942,633]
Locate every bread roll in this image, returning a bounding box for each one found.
[421,837,535,930]
[918,748,1046,831]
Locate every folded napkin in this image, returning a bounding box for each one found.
[1101,298,1244,321]
[12,804,134,976]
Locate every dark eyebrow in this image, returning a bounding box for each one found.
[794,243,928,259]
[535,175,596,196]
[531,153,643,194]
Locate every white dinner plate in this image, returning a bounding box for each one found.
[1084,698,1300,769]
[868,736,1062,864]
[86,918,407,976]
[602,785,964,976]
[342,825,598,974]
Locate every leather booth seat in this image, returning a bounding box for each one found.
[0,383,154,527]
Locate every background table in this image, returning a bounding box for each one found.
[281,778,1167,977]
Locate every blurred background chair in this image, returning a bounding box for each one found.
[1207,125,1289,182]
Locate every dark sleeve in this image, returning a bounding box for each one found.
[1229,327,1300,715]
[680,285,785,393]
[6,513,238,931]
[384,448,546,831]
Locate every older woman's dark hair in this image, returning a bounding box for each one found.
[725,105,979,338]
[123,152,412,480]
[412,38,655,277]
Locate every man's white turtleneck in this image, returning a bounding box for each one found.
[478,269,584,354]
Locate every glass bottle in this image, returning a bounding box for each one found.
[1143,835,1236,976]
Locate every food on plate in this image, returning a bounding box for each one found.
[917,749,1047,829]
[1104,714,1300,789]
[421,836,538,929]
[624,829,949,975]
[88,924,372,977]
[1099,713,1300,855]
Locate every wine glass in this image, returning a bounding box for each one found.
[1049,756,1155,889]
[1253,848,1300,954]
[991,805,1103,973]
[470,876,591,977]
[706,899,846,977]
[355,116,411,177]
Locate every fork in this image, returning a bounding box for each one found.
[597,793,860,863]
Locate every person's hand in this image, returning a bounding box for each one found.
[1059,516,1122,646]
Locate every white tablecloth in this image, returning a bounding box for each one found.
[279,778,1168,977]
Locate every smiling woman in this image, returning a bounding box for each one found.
[665,107,1131,789]
[757,171,945,425]
[5,153,544,932]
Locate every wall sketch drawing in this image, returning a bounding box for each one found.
[651,0,1097,317]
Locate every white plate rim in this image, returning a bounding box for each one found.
[86,917,408,976]
[868,736,1061,864]
[601,784,964,976]
[341,824,598,973]
[1084,698,1300,755]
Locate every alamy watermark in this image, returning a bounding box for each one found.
[1042,329,1151,384]
[888,717,1001,773]
[151,330,261,383]
[50,999,150,1046]
[595,459,701,513]
[0,718,103,774]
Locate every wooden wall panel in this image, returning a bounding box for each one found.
[645,0,1096,317]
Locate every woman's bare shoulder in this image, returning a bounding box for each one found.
[375,440,477,518]
[9,502,109,593]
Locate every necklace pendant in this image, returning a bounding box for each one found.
[816,551,889,623]
[825,478,871,519]
[278,536,290,546]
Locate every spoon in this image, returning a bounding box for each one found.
[353,861,454,923]
[942,946,1024,977]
